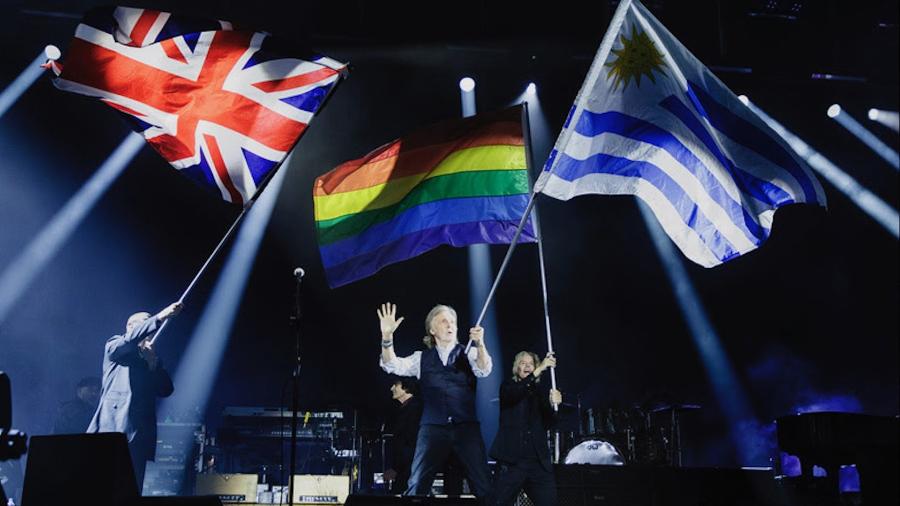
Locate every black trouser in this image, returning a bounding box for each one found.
[128,444,149,494]
[492,457,557,506]
[405,422,492,501]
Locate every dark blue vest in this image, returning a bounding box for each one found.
[419,344,478,425]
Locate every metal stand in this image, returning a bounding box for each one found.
[287,268,304,505]
[671,409,682,467]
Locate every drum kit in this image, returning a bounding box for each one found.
[559,403,700,467]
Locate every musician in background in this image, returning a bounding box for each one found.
[88,302,181,492]
[53,376,101,434]
[384,377,422,494]
[378,302,494,503]
[490,351,561,506]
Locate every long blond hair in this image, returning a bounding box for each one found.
[422,304,457,348]
[511,351,541,382]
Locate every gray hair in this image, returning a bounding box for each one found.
[422,304,457,349]
[511,351,541,382]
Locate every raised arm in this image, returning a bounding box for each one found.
[377,303,420,377]
[107,302,182,363]
[378,302,404,365]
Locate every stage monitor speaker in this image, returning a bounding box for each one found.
[344,495,478,505]
[194,473,258,503]
[292,474,351,504]
[21,433,138,506]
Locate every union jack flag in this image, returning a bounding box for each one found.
[49,6,347,205]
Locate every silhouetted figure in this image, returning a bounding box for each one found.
[88,302,181,492]
[384,377,422,494]
[53,376,100,434]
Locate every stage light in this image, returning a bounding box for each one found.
[0,133,145,325]
[744,97,899,238]
[459,78,477,119]
[164,162,289,423]
[0,49,54,119]
[44,44,61,60]
[526,82,537,95]
[456,78,500,449]
[827,104,899,171]
[637,200,758,464]
[867,108,900,133]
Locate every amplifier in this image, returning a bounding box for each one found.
[292,475,350,505]
[194,474,258,503]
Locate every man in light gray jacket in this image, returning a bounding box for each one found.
[88,301,181,491]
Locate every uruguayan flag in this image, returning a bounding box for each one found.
[535,0,826,267]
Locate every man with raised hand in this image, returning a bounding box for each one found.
[378,302,493,503]
[88,301,182,491]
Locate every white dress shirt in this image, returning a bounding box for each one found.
[380,341,492,379]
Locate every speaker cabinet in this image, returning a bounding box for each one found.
[22,433,138,506]
[194,474,258,502]
[293,474,351,504]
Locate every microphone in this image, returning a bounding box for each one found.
[293,267,305,280]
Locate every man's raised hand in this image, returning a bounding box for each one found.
[377,302,404,339]
[534,352,556,377]
[158,301,183,321]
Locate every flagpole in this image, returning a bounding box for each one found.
[521,101,562,465]
[466,105,543,347]
[519,103,558,391]
[148,72,347,346]
[463,103,562,455]
[469,191,538,333]
[520,104,558,388]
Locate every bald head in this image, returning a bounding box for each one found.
[126,311,151,334]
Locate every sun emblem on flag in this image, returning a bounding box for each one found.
[605,24,667,92]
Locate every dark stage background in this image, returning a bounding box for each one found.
[0,0,897,473]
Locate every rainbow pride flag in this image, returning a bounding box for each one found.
[314,106,537,288]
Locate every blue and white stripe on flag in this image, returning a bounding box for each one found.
[535,0,826,267]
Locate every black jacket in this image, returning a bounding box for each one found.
[390,396,423,472]
[489,375,556,471]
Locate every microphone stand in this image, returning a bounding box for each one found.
[288,268,304,505]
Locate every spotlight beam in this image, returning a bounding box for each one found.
[0,133,145,325]
[828,104,899,171]
[638,200,758,464]
[163,163,288,421]
[0,49,55,120]
[458,76,501,449]
[743,98,899,239]
[868,109,899,133]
